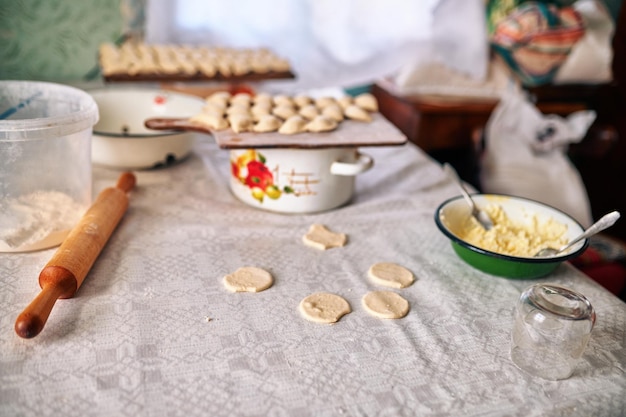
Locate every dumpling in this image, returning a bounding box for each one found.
[273,94,294,107]
[216,61,232,77]
[250,57,270,74]
[231,59,250,76]
[253,92,273,105]
[228,113,254,133]
[321,104,344,122]
[230,92,253,106]
[279,115,307,135]
[189,112,229,131]
[299,104,319,121]
[202,101,226,115]
[270,57,291,72]
[354,93,378,112]
[206,91,231,103]
[305,115,338,133]
[272,104,297,120]
[293,95,313,108]
[337,95,353,110]
[344,104,372,122]
[198,61,217,77]
[250,103,272,121]
[226,103,250,116]
[253,114,282,133]
[205,92,230,109]
[314,96,337,109]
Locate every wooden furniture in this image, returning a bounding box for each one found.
[373,81,624,242]
[373,4,626,243]
[371,83,590,187]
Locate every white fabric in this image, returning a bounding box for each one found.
[145,0,489,91]
[481,90,596,227]
[380,56,512,100]
[1,137,625,417]
[553,0,615,84]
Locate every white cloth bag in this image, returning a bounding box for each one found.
[480,90,596,227]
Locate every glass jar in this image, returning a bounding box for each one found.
[510,283,595,380]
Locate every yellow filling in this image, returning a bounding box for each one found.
[458,205,569,258]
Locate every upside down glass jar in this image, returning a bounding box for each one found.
[510,283,596,380]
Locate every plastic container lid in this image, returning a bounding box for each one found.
[0,81,99,141]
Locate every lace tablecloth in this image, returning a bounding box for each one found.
[1,137,625,417]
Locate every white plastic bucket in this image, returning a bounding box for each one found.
[0,81,99,252]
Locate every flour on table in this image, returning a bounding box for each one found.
[0,191,86,252]
[223,266,273,292]
[302,224,347,250]
[362,291,410,319]
[299,292,351,324]
[368,262,414,288]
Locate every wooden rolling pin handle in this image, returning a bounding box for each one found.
[117,171,136,193]
[144,117,211,135]
[14,172,136,339]
[15,267,77,339]
[144,117,187,131]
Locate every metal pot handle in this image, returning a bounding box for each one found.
[330,152,374,176]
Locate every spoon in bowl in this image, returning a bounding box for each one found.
[534,211,620,257]
[443,163,494,231]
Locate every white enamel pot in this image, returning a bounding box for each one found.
[229,147,373,213]
[89,88,204,169]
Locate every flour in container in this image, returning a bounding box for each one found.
[0,191,86,252]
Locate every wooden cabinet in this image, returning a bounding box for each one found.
[373,4,626,242]
[372,81,625,242]
[372,82,589,186]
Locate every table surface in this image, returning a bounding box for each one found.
[1,137,625,417]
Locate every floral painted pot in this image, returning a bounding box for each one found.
[229,147,373,213]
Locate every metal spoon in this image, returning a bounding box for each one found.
[534,211,621,257]
[443,163,494,231]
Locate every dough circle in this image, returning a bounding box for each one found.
[302,224,347,250]
[362,291,410,319]
[299,292,351,323]
[368,262,414,288]
[223,266,273,292]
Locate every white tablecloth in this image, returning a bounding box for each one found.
[1,137,625,417]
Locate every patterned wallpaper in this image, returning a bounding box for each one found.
[0,0,125,82]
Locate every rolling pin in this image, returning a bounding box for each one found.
[14,172,136,339]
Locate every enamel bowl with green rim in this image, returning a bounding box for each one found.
[434,194,587,279]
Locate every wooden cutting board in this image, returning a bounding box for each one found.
[212,113,408,149]
[103,70,295,83]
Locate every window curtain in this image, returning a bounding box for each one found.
[144,0,488,91]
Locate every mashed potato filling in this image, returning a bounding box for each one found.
[459,205,569,257]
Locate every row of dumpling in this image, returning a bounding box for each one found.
[188,91,379,135]
[100,43,291,77]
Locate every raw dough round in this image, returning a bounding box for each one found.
[223,266,273,292]
[362,291,409,319]
[368,262,414,288]
[302,224,347,250]
[299,292,351,323]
